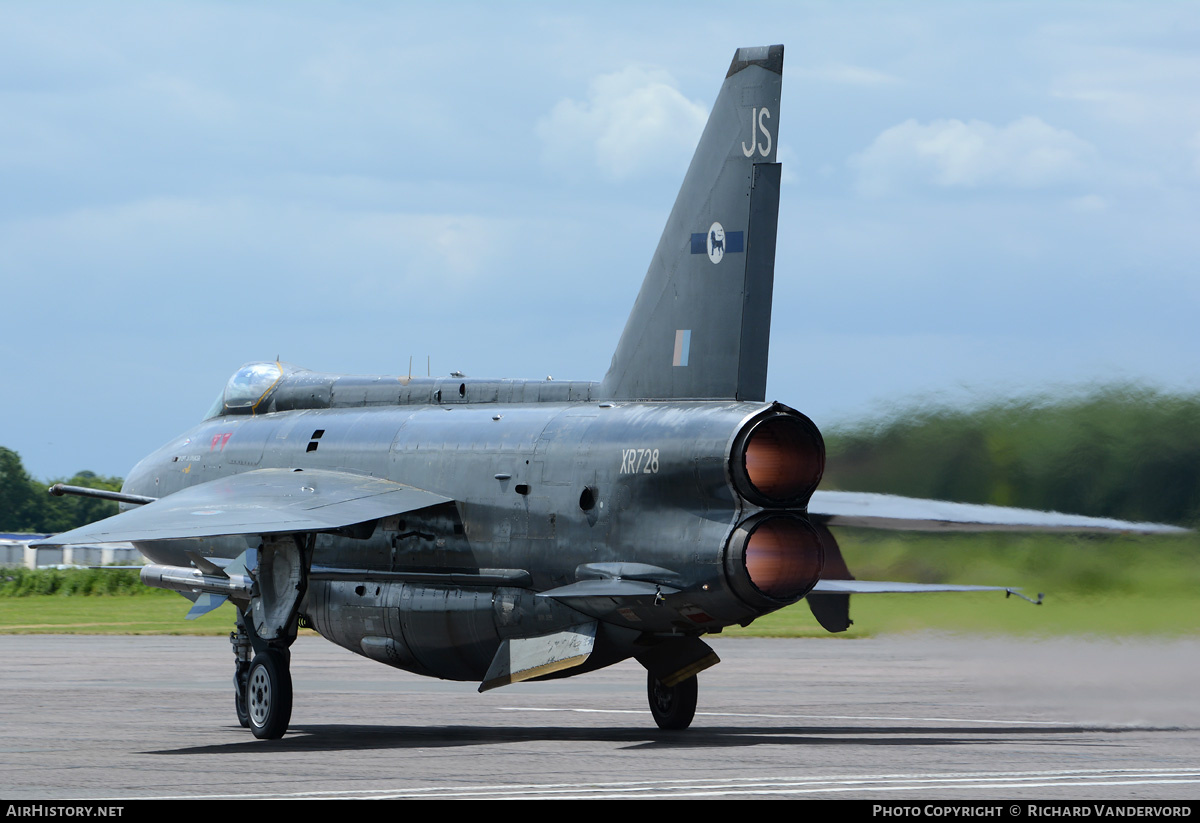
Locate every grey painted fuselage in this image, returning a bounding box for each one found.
[122,368,812,680]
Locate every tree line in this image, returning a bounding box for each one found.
[0,447,121,533]
[823,386,1200,527]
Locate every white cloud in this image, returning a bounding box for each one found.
[1051,49,1200,131]
[851,116,1097,196]
[0,197,520,303]
[536,66,707,181]
[338,212,513,286]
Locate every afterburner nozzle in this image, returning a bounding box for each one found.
[730,409,825,508]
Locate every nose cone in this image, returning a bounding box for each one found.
[120,453,160,507]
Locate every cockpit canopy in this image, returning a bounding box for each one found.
[199,361,600,418]
[204,361,297,419]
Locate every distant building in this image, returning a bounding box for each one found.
[0,534,142,569]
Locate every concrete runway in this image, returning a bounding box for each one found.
[1,634,1198,800]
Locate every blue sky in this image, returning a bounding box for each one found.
[3,2,1198,480]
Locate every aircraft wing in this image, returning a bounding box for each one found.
[808,490,1187,534]
[32,468,451,546]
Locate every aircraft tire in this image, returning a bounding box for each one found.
[235,681,250,728]
[234,660,251,728]
[647,672,697,731]
[246,650,292,739]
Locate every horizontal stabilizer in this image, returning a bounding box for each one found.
[479,623,597,692]
[811,580,1011,594]
[32,469,452,546]
[808,490,1188,534]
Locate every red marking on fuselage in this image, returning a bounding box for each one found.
[210,432,233,451]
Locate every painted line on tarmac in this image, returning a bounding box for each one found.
[115,768,1200,800]
[498,706,1078,726]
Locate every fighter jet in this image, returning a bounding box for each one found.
[38,45,1184,739]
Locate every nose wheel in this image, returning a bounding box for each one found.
[647,672,698,730]
[245,649,292,739]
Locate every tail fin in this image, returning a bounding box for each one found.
[600,45,783,401]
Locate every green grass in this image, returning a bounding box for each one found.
[2,530,1197,637]
[725,530,1200,638]
[0,589,238,635]
[0,566,149,597]
[722,591,1199,638]
[0,566,237,634]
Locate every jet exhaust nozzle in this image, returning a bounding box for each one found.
[731,409,824,509]
[724,513,825,607]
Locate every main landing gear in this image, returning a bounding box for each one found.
[647,672,698,730]
[230,534,311,739]
[232,614,295,739]
[231,623,252,728]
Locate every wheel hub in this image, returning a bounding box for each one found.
[650,679,674,713]
[248,665,271,726]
